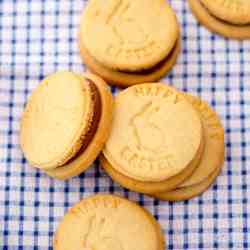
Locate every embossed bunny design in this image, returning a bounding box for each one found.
[129,101,172,160]
[106,0,154,54]
[83,216,124,250]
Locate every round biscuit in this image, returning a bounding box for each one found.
[103,84,203,182]
[53,194,165,250]
[80,0,179,71]
[20,71,95,170]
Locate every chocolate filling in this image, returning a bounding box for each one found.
[65,78,102,164]
[117,39,179,74]
[200,1,250,27]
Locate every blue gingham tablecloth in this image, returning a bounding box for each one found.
[0,0,249,249]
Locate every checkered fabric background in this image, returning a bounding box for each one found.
[0,0,249,249]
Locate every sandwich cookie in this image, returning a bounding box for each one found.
[79,0,180,87]
[188,0,250,39]
[102,84,203,183]
[20,72,113,180]
[154,95,225,201]
[53,194,165,250]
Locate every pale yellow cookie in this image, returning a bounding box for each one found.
[179,94,225,187]
[53,195,165,250]
[45,73,113,180]
[153,158,224,201]
[20,71,95,170]
[188,0,250,40]
[103,84,203,182]
[79,36,181,87]
[201,0,250,25]
[80,0,179,71]
[100,139,203,194]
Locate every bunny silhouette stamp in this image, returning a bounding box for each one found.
[82,216,124,250]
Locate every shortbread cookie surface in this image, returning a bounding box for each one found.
[80,0,179,71]
[20,71,94,170]
[54,195,165,250]
[103,84,203,182]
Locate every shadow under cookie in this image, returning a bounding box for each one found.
[79,38,181,88]
[188,0,250,40]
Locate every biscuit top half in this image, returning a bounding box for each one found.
[201,0,250,24]
[20,71,96,170]
[80,0,179,72]
[103,84,203,182]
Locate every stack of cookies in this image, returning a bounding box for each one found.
[20,72,113,180]
[79,0,181,87]
[188,0,250,40]
[100,83,225,201]
[18,1,231,248]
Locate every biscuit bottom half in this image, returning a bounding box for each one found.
[188,0,250,40]
[45,74,113,180]
[99,135,204,195]
[79,38,181,87]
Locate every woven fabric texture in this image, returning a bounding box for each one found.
[0,1,249,249]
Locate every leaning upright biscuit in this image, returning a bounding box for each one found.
[53,195,165,250]
[188,0,250,39]
[20,72,113,180]
[103,84,203,182]
[20,71,95,170]
[45,73,113,180]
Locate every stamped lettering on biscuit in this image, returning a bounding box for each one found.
[134,85,183,104]
[187,95,224,140]
[71,196,121,219]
